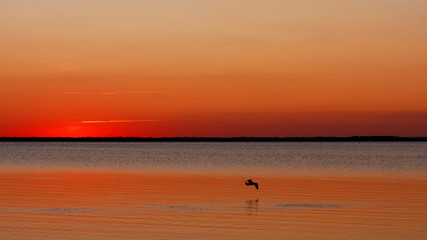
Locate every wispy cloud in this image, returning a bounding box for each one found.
[80,120,160,124]
[64,91,179,95]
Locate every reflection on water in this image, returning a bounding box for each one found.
[246,198,259,215]
[276,204,345,208]
[166,205,203,211]
[0,142,426,239]
[0,170,426,240]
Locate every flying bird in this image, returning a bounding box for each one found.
[245,179,259,190]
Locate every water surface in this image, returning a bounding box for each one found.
[1,142,426,175]
[0,142,426,239]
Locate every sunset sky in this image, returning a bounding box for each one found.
[1,0,426,137]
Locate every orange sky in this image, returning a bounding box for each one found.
[1,0,426,137]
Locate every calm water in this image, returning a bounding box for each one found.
[1,142,426,239]
[1,142,426,174]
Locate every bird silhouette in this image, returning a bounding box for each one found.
[245,179,259,190]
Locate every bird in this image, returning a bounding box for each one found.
[245,179,259,190]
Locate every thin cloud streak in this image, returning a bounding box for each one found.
[81,120,161,124]
[64,91,180,95]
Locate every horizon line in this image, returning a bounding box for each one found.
[0,136,426,142]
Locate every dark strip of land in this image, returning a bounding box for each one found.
[0,136,426,142]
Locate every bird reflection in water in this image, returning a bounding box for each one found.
[246,198,259,215]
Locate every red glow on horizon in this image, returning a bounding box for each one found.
[1,111,426,138]
[1,1,426,137]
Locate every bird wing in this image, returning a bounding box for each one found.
[254,183,259,190]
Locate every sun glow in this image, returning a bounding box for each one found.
[1,0,426,137]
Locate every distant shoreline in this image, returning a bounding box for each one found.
[0,136,426,142]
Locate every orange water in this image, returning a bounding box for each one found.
[1,170,426,240]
